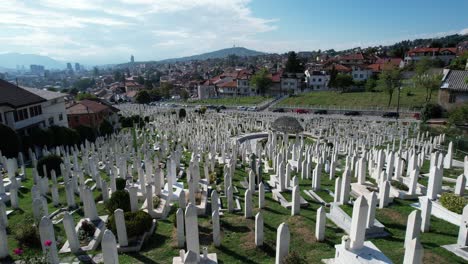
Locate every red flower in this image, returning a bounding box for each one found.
[44,240,52,247]
[13,248,23,255]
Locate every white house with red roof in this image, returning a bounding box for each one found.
[404,47,457,65]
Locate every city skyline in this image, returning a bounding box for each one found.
[0,0,467,65]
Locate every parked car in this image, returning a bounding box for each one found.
[344,111,360,116]
[314,110,328,115]
[295,109,309,114]
[247,106,258,111]
[272,108,285,113]
[218,105,226,110]
[237,106,247,111]
[207,105,217,109]
[382,112,399,118]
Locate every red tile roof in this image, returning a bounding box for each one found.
[326,63,352,73]
[339,53,365,61]
[66,99,111,115]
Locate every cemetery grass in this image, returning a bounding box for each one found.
[188,96,271,106]
[119,163,465,263]
[5,168,108,262]
[5,165,464,263]
[277,86,437,109]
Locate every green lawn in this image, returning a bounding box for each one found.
[278,86,437,109]
[188,96,271,106]
[3,151,465,264]
[116,162,464,263]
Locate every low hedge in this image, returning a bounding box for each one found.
[390,180,409,191]
[440,192,468,214]
[105,190,131,214]
[115,178,127,191]
[15,223,41,248]
[107,210,153,238]
[37,154,63,178]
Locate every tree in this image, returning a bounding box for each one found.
[136,76,145,85]
[415,57,433,75]
[250,68,272,96]
[135,90,151,104]
[377,65,402,106]
[73,78,95,91]
[448,105,468,125]
[334,73,354,92]
[285,51,304,73]
[69,88,79,95]
[178,108,187,119]
[180,89,189,100]
[412,73,442,103]
[160,83,173,99]
[99,119,114,136]
[0,124,20,158]
[449,51,468,70]
[364,77,378,92]
[76,93,97,101]
[328,65,338,87]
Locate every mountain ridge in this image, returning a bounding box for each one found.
[0,53,66,70]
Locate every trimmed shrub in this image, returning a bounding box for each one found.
[15,223,41,248]
[440,192,468,214]
[283,251,307,264]
[105,190,131,213]
[108,210,153,238]
[0,123,20,158]
[49,126,80,147]
[120,115,145,128]
[29,127,52,147]
[179,108,186,119]
[99,120,114,136]
[37,154,63,177]
[199,106,207,115]
[390,180,409,191]
[115,178,127,191]
[421,103,443,122]
[76,125,97,142]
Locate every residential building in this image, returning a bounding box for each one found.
[438,69,468,110]
[367,58,404,74]
[305,70,330,90]
[280,73,304,95]
[0,79,68,135]
[404,47,457,65]
[24,88,69,128]
[197,80,217,99]
[351,65,373,81]
[66,99,120,130]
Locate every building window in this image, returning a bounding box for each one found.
[318,78,322,82]
[14,108,29,122]
[448,93,456,103]
[74,116,79,123]
[0,114,2,124]
[312,78,316,82]
[353,74,358,78]
[59,113,63,121]
[48,117,54,126]
[359,74,363,78]
[29,105,42,117]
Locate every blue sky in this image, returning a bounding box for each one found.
[0,0,467,65]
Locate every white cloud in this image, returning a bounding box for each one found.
[0,0,277,64]
[460,28,468,35]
